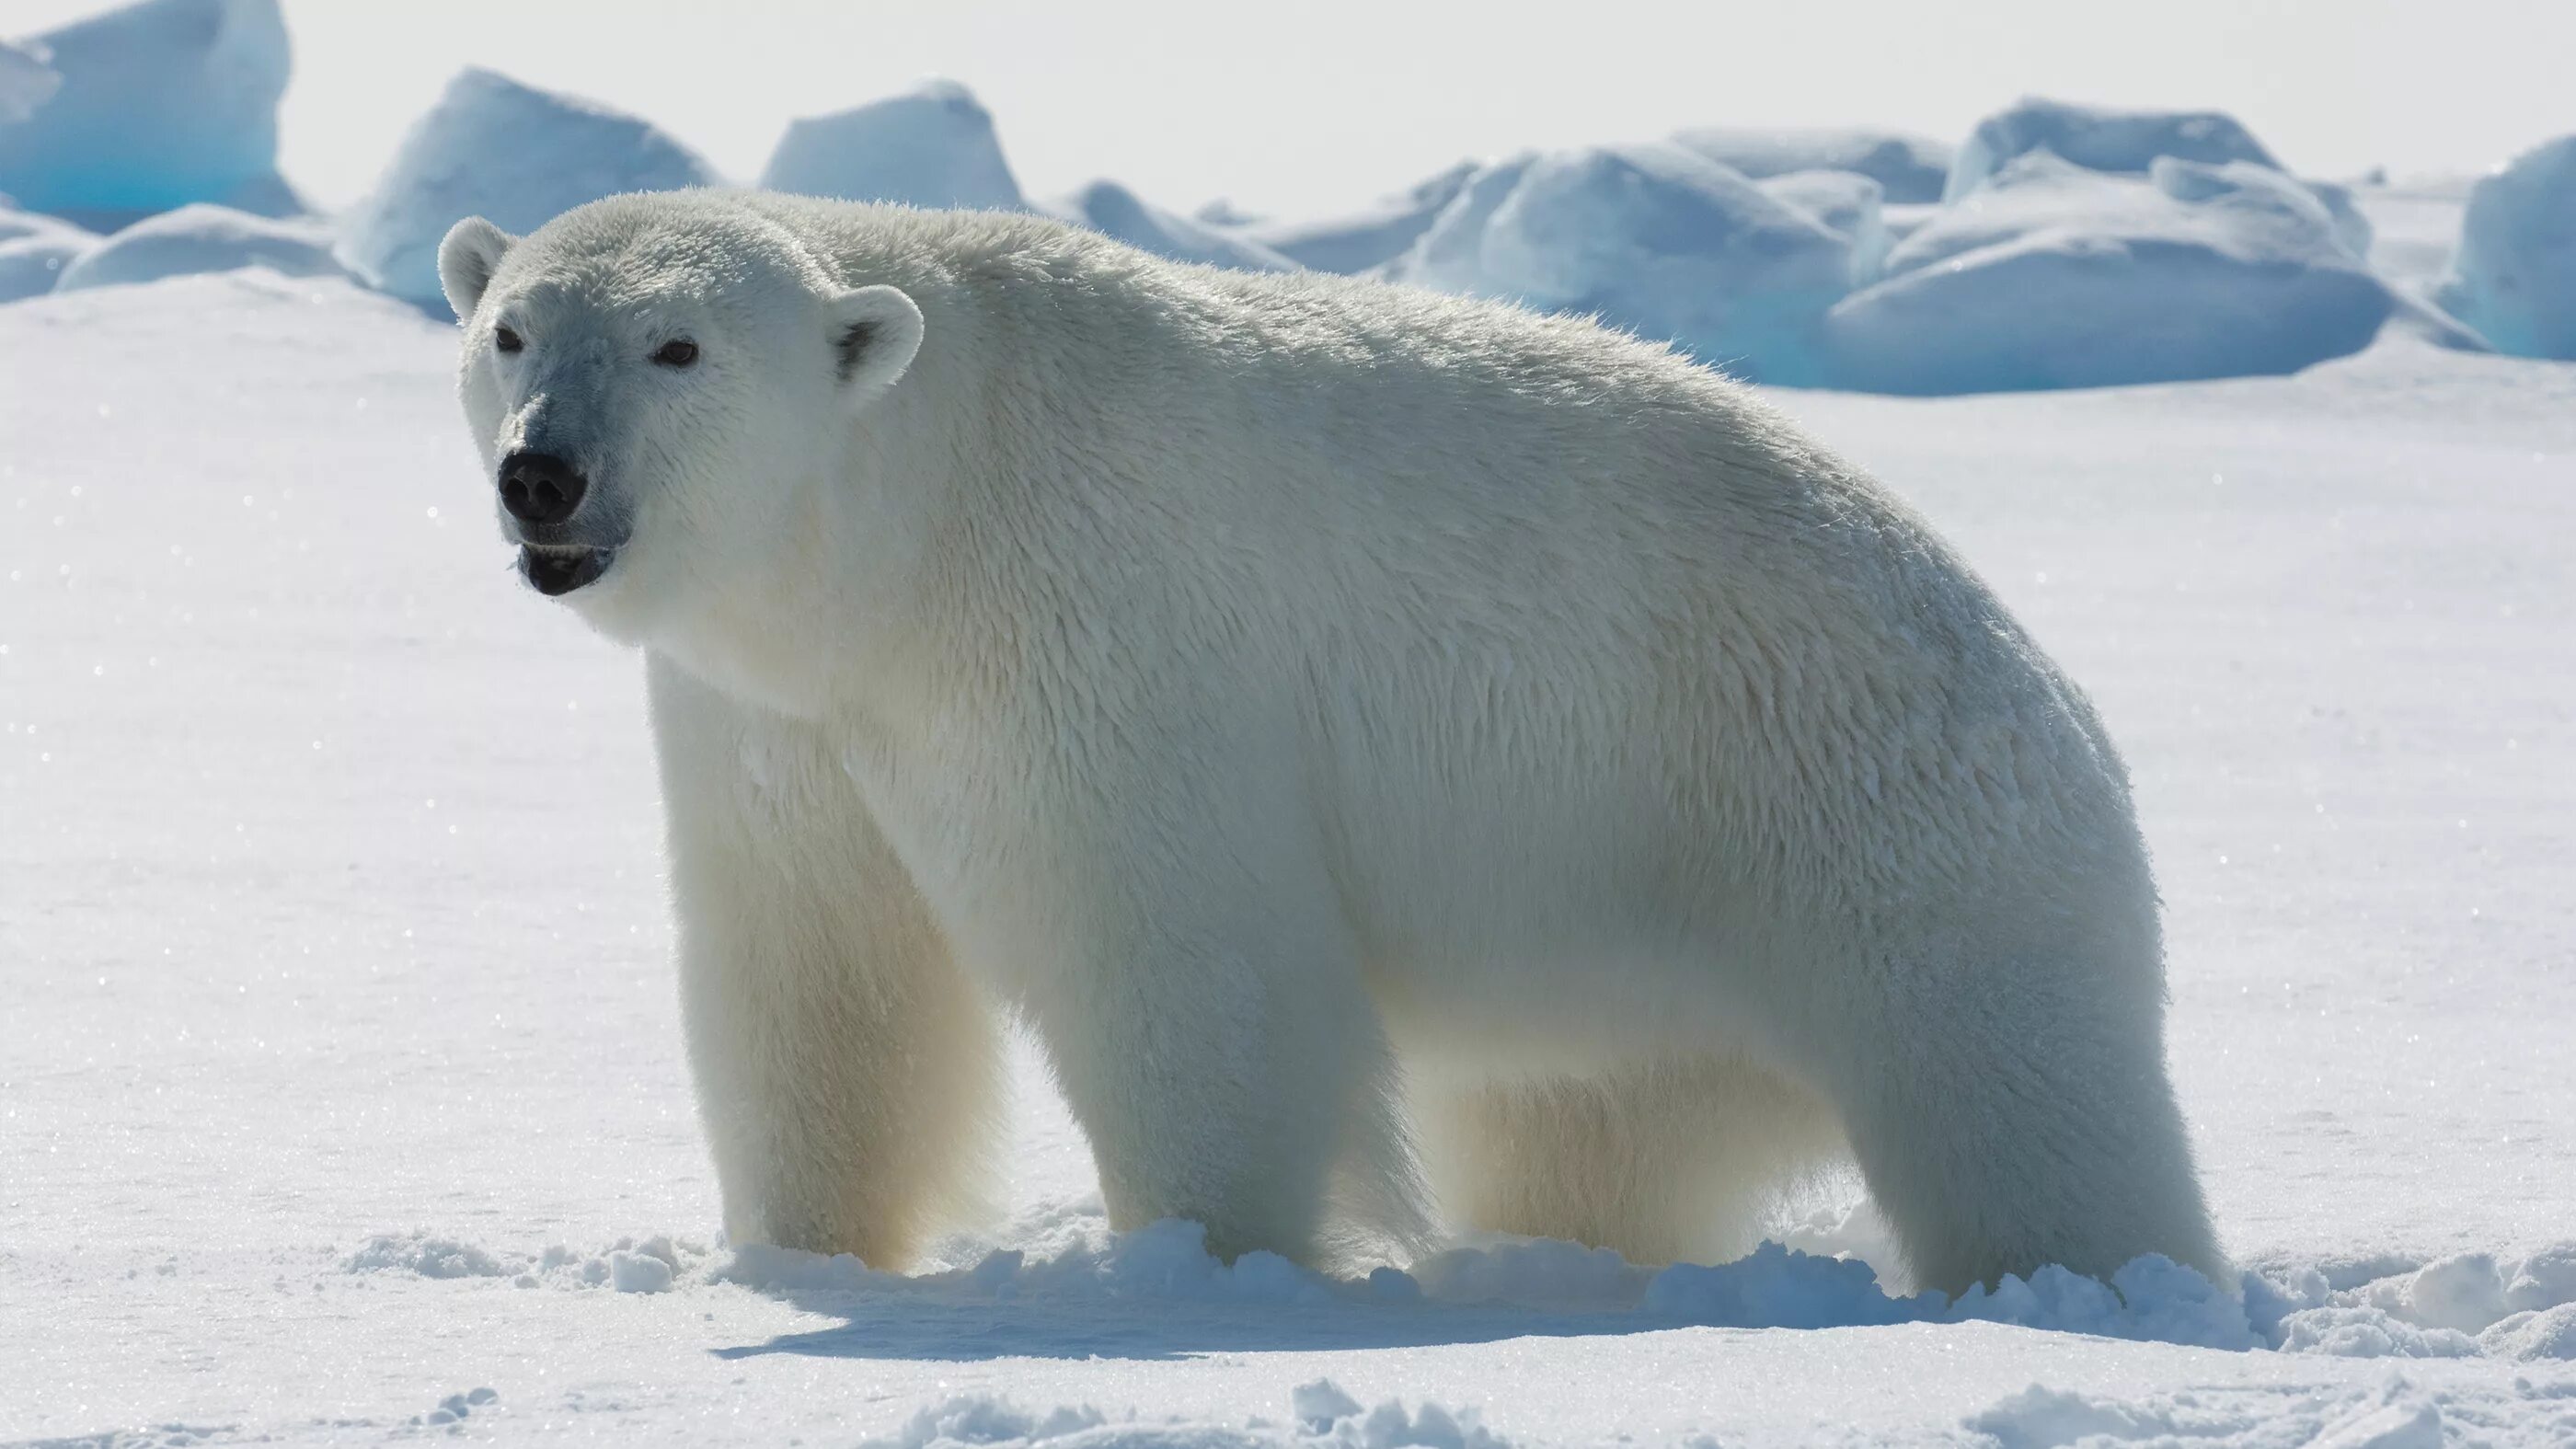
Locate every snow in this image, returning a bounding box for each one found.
[1236,161,1478,274]
[1051,180,1298,272]
[332,67,720,312]
[4,269,2570,1444]
[53,201,341,292]
[759,80,1026,213]
[1385,144,1852,384]
[0,203,94,300]
[1823,152,2393,394]
[1671,126,1950,203]
[1947,97,2282,201]
[0,0,294,229]
[2436,135,2576,360]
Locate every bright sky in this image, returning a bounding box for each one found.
[13,0,2573,217]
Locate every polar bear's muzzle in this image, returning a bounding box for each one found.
[496,448,625,597]
[518,543,615,597]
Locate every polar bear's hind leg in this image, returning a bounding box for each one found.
[1424,1056,1845,1266]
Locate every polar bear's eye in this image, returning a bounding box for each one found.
[493,326,523,354]
[653,339,699,368]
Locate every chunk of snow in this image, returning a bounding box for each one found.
[867,1388,1505,1449]
[0,39,60,123]
[0,0,294,227]
[1644,1240,1926,1328]
[607,1248,673,1293]
[0,205,93,301]
[1292,1380,1364,1432]
[2271,1305,2483,1358]
[759,80,1024,213]
[341,1233,515,1279]
[1009,1217,1332,1304]
[1386,144,1853,385]
[1823,152,2391,394]
[1051,180,1297,272]
[2480,1304,2576,1362]
[2363,1251,2512,1335]
[2503,1242,2576,1312]
[871,1397,1108,1448]
[55,202,341,292]
[334,67,719,312]
[1240,161,1478,274]
[1948,97,2281,201]
[1949,1255,2260,1350]
[1672,127,1950,203]
[2435,134,2576,359]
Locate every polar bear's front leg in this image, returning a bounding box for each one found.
[992,772,1420,1266]
[648,655,1000,1269]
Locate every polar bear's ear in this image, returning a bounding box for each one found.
[438,217,517,320]
[827,284,926,397]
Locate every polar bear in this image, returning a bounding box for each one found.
[437,190,2221,1293]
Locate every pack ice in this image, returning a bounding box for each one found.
[1383,144,1854,385]
[1823,152,2392,394]
[759,80,1027,213]
[0,0,294,228]
[2437,133,2576,360]
[333,67,719,312]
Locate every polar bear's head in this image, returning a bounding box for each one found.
[436,197,925,647]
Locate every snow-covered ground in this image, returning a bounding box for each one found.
[4,270,2570,1445]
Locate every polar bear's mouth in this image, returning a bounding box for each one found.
[520,544,614,596]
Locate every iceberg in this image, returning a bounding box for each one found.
[0,0,293,227]
[1240,161,1478,274]
[1672,128,1949,204]
[1824,152,2392,394]
[0,39,60,124]
[1386,144,1852,384]
[2435,135,2576,360]
[1948,98,2279,201]
[758,80,1024,213]
[1756,169,1890,285]
[1051,180,1296,271]
[334,67,720,312]
[55,202,341,292]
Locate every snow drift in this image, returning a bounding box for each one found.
[1824,152,2391,394]
[2436,134,2576,360]
[1386,144,1852,385]
[1948,98,2280,201]
[0,0,294,227]
[1052,180,1297,271]
[334,67,720,312]
[0,205,92,300]
[1672,127,1949,204]
[1239,161,1478,274]
[53,201,341,292]
[759,80,1025,213]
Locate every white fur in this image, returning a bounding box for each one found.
[439,191,2222,1290]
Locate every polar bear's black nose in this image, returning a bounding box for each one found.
[498,451,588,526]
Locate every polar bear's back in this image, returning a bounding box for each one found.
[720,191,2148,984]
